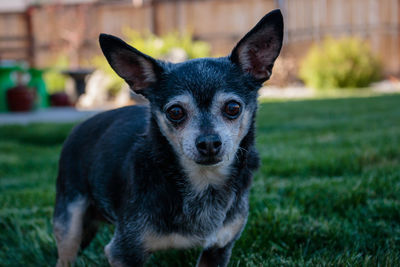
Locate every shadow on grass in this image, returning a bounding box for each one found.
[0,123,76,146]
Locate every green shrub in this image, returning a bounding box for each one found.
[43,55,69,94]
[299,37,382,89]
[92,30,211,95]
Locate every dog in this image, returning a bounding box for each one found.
[53,9,283,267]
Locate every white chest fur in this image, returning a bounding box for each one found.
[143,232,201,251]
[143,216,246,251]
[204,216,246,248]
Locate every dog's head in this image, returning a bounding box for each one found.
[99,10,283,168]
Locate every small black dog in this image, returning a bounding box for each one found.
[53,9,283,267]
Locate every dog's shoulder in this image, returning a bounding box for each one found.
[62,105,149,155]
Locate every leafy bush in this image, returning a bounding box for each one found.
[92,30,211,95]
[299,37,382,89]
[43,55,69,94]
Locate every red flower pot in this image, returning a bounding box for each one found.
[6,85,35,112]
[50,92,71,107]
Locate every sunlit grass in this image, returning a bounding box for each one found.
[260,87,400,103]
[1,94,399,266]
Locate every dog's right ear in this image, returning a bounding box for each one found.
[99,34,162,94]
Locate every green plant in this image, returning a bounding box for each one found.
[43,56,69,94]
[92,30,211,94]
[299,37,382,89]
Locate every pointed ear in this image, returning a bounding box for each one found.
[99,33,162,94]
[230,9,284,82]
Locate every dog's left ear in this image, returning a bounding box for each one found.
[230,9,284,82]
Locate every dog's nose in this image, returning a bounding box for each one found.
[195,134,222,156]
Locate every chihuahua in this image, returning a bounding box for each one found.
[53,9,283,267]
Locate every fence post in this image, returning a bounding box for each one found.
[26,6,35,67]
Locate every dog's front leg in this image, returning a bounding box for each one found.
[105,230,148,267]
[196,241,235,267]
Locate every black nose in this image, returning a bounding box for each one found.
[195,134,222,156]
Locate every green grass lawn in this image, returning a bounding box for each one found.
[1,94,399,266]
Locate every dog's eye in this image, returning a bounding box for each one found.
[223,101,241,119]
[166,105,185,122]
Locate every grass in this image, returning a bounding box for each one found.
[1,94,400,266]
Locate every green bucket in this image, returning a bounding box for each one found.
[0,66,17,112]
[28,68,49,108]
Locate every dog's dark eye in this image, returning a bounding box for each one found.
[223,101,241,119]
[166,105,185,122]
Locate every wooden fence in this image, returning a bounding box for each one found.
[0,0,399,76]
[0,11,32,64]
[281,0,400,74]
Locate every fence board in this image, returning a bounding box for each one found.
[0,0,399,75]
[0,12,29,61]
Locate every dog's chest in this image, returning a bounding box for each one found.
[143,185,241,251]
[143,215,245,251]
[182,184,234,231]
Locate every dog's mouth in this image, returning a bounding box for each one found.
[195,157,223,166]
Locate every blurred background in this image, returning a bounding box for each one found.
[0,0,399,117]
